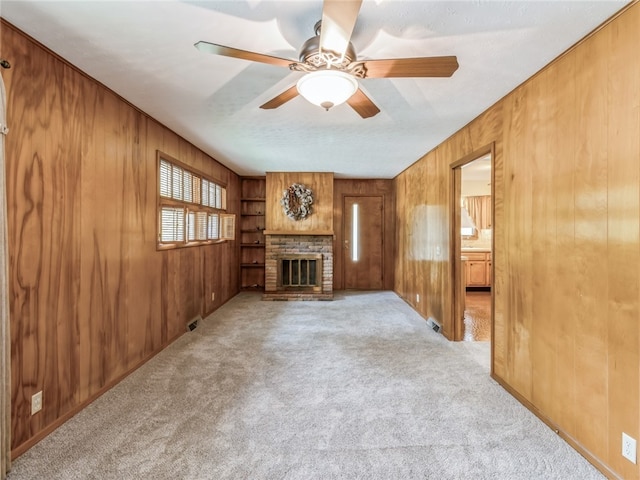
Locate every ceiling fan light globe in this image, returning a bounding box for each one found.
[296,70,358,110]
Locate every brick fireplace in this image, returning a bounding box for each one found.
[263,234,333,300]
[263,172,335,300]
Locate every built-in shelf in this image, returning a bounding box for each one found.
[240,177,266,292]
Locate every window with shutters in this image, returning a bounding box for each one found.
[157,151,235,249]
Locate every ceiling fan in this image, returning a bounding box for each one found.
[195,0,459,119]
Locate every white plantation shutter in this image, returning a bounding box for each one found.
[196,212,208,240]
[160,207,185,242]
[159,159,171,197]
[187,211,196,241]
[183,171,193,203]
[158,153,234,248]
[171,164,183,200]
[215,184,222,209]
[220,214,235,240]
[208,213,219,239]
[192,175,201,204]
[201,178,209,206]
[209,182,216,208]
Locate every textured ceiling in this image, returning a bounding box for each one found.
[0,1,629,178]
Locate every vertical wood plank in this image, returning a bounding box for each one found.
[573,29,610,461]
[501,82,534,397]
[529,67,557,419]
[8,27,45,445]
[547,51,578,438]
[79,80,103,402]
[145,120,165,354]
[606,8,640,477]
[45,60,83,423]
[102,91,125,381]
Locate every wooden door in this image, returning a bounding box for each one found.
[343,196,383,290]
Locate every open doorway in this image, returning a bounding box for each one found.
[450,145,494,344]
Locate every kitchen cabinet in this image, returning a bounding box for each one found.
[463,250,492,288]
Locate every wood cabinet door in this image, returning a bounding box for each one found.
[466,261,487,286]
[344,196,384,290]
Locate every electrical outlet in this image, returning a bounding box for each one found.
[622,432,637,464]
[416,293,420,303]
[211,292,215,301]
[31,391,42,415]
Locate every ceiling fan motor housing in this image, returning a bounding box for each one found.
[298,28,356,69]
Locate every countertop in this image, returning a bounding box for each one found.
[461,247,491,253]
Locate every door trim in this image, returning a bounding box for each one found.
[449,143,495,345]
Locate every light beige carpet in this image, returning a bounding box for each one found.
[8,291,603,480]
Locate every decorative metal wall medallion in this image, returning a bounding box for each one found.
[281,183,313,220]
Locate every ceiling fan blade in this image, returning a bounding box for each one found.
[195,41,294,68]
[362,56,459,78]
[260,85,299,110]
[347,88,380,119]
[319,0,362,58]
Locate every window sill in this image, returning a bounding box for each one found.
[157,239,229,251]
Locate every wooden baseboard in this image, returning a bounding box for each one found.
[491,372,622,480]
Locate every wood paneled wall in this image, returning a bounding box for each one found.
[333,179,395,290]
[394,4,639,479]
[1,22,240,455]
[265,172,333,233]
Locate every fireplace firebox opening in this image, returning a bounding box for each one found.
[278,254,323,292]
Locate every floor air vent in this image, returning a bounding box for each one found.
[427,318,442,334]
[187,315,202,332]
